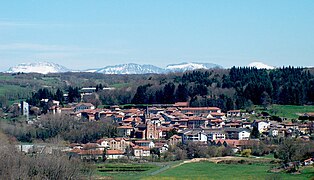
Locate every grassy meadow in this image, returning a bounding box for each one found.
[254,104,314,119]
[95,161,314,180]
[150,162,314,180]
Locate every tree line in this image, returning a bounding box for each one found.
[131,67,314,111]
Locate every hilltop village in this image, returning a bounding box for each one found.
[11,92,313,162]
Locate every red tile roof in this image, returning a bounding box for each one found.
[107,150,124,155]
[117,125,133,129]
[78,149,103,155]
[174,102,189,107]
[180,107,220,111]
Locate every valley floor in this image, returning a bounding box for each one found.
[95,157,314,180]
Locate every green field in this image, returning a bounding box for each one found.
[152,162,314,180]
[110,83,131,89]
[95,162,176,180]
[255,105,314,119]
[95,161,314,180]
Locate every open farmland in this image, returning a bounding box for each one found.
[152,161,314,180]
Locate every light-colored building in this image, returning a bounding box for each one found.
[181,129,207,143]
[97,138,130,153]
[204,129,226,140]
[133,146,150,157]
[168,135,182,146]
[106,150,125,159]
[224,128,251,140]
[117,126,133,137]
[74,103,95,112]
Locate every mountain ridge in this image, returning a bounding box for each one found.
[6,62,222,74]
[6,62,70,74]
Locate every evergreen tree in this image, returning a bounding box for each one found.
[251,126,260,139]
[175,83,189,102]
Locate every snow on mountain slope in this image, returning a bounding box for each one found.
[6,62,70,74]
[166,62,222,72]
[96,63,165,74]
[5,61,223,74]
[248,62,274,69]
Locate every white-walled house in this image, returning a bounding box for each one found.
[181,129,207,143]
[238,129,251,140]
[106,150,125,159]
[269,128,279,137]
[133,146,150,157]
[224,128,251,140]
[204,129,226,140]
[74,103,95,112]
[257,121,271,133]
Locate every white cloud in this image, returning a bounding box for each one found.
[0,43,128,55]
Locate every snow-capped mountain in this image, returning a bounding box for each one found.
[95,63,165,74]
[6,62,70,74]
[248,62,274,69]
[5,61,223,74]
[166,62,222,72]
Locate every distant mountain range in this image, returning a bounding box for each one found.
[6,62,69,74]
[5,61,281,74]
[5,62,223,74]
[95,63,165,74]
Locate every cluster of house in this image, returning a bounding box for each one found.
[57,102,313,161]
[67,138,169,161]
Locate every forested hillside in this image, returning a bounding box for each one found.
[131,67,314,111]
[1,67,314,112]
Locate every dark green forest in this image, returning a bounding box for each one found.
[130,67,314,111]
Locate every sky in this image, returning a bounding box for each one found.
[0,0,314,71]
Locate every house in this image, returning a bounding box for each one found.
[187,116,209,128]
[283,122,299,131]
[97,138,130,152]
[74,103,95,112]
[180,107,221,116]
[210,139,259,151]
[208,112,226,120]
[227,110,241,117]
[154,142,169,154]
[106,150,125,159]
[304,158,314,166]
[132,140,154,157]
[181,129,207,144]
[253,120,270,133]
[81,87,96,94]
[168,135,182,146]
[207,119,224,129]
[224,122,241,128]
[173,102,189,107]
[132,146,150,157]
[298,124,310,134]
[242,122,252,129]
[224,128,251,140]
[159,127,173,139]
[268,128,279,137]
[80,109,101,121]
[77,149,104,161]
[117,125,133,137]
[203,128,226,140]
[134,140,155,148]
[82,143,102,150]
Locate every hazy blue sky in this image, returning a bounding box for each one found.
[0,0,313,71]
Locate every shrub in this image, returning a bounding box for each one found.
[241,149,252,157]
